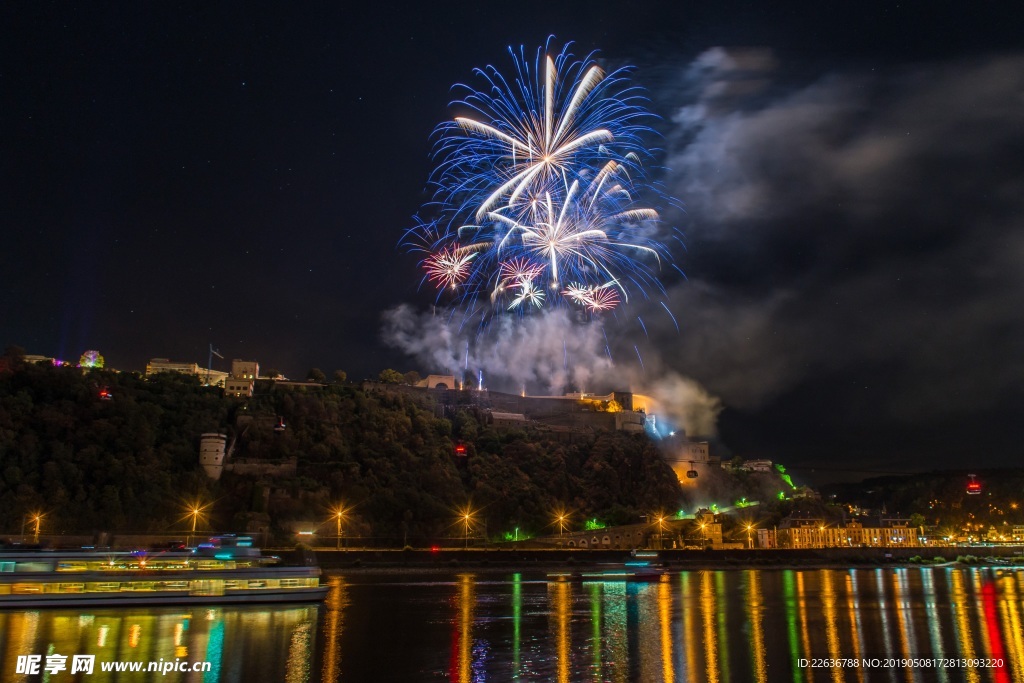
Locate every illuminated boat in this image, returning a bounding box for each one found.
[0,535,328,608]
[548,560,667,583]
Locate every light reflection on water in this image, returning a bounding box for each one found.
[0,568,1021,682]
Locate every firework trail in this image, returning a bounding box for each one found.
[406,40,671,317]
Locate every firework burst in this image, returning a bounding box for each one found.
[407,40,672,318]
[423,245,476,290]
[434,40,652,224]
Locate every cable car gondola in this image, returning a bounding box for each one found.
[966,474,981,495]
[273,417,287,433]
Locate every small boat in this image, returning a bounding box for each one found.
[548,559,667,583]
[0,535,328,608]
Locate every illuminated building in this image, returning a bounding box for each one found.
[414,374,456,389]
[231,359,259,380]
[146,358,229,387]
[224,378,253,398]
[762,517,921,548]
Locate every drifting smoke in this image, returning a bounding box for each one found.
[644,373,722,438]
[382,305,611,394]
[644,48,1024,419]
[382,304,724,436]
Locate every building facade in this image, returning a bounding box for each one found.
[231,359,259,380]
[759,518,921,548]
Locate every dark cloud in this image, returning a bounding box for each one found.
[637,50,1024,422]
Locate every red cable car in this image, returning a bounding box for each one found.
[98,387,112,401]
[454,443,467,457]
[273,417,286,433]
[966,474,982,495]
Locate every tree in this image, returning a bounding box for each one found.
[306,368,326,383]
[402,370,422,386]
[333,370,347,384]
[2,345,26,361]
[378,368,403,384]
[264,369,282,380]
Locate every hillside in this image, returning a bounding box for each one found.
[0,361,682,543]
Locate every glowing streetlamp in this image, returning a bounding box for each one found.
[31,512,43,543]
[554,510,570,539]
[745,523,753,549]
[654,515,667,549]
[455,505,476,549]
[462,512,473,548]
[185,502,208,546]
[334,507,346,549]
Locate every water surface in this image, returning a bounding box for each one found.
[1,567,1020,682]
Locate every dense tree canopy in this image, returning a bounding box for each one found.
[0,363,682,543]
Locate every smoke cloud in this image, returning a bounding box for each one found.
[636,49,1024,420]
[382,304,723,436]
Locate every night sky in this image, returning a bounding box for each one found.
[3,3,1022,479]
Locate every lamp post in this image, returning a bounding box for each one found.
[463,513,471,549]
[336,510,343,549]
[746,524,753,549]
[32,513,43,543]
[187,505,203,547]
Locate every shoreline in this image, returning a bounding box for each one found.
[302,547,1022,574]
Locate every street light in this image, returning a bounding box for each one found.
[30,512,43,543]
[185,503,208,547]
[336,509,344,549]
[554,510,571,539]
[456,505,476,549]
[745,524,753,549]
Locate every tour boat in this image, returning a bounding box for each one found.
[0,535,328,608]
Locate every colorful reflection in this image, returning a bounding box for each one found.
[999,573,1024,682]
[450,573,476,683]
[512,572,523,679]
[820,570,842,683]
[784,570,804,683]
[680,572,700,683]
[700,571,719,683]
[1,567,1020,682]
[658,577,674,683]
[549,579,571,683]
[320,575,349,683]
[0,605,316,683]
[746,570,767,683]
[603,581,628,683]
[951,569,981,683]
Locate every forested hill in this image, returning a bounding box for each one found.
[0,361,681,542]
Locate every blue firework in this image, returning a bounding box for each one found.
[407,40,669,315]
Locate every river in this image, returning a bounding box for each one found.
[1,567,1020,682]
